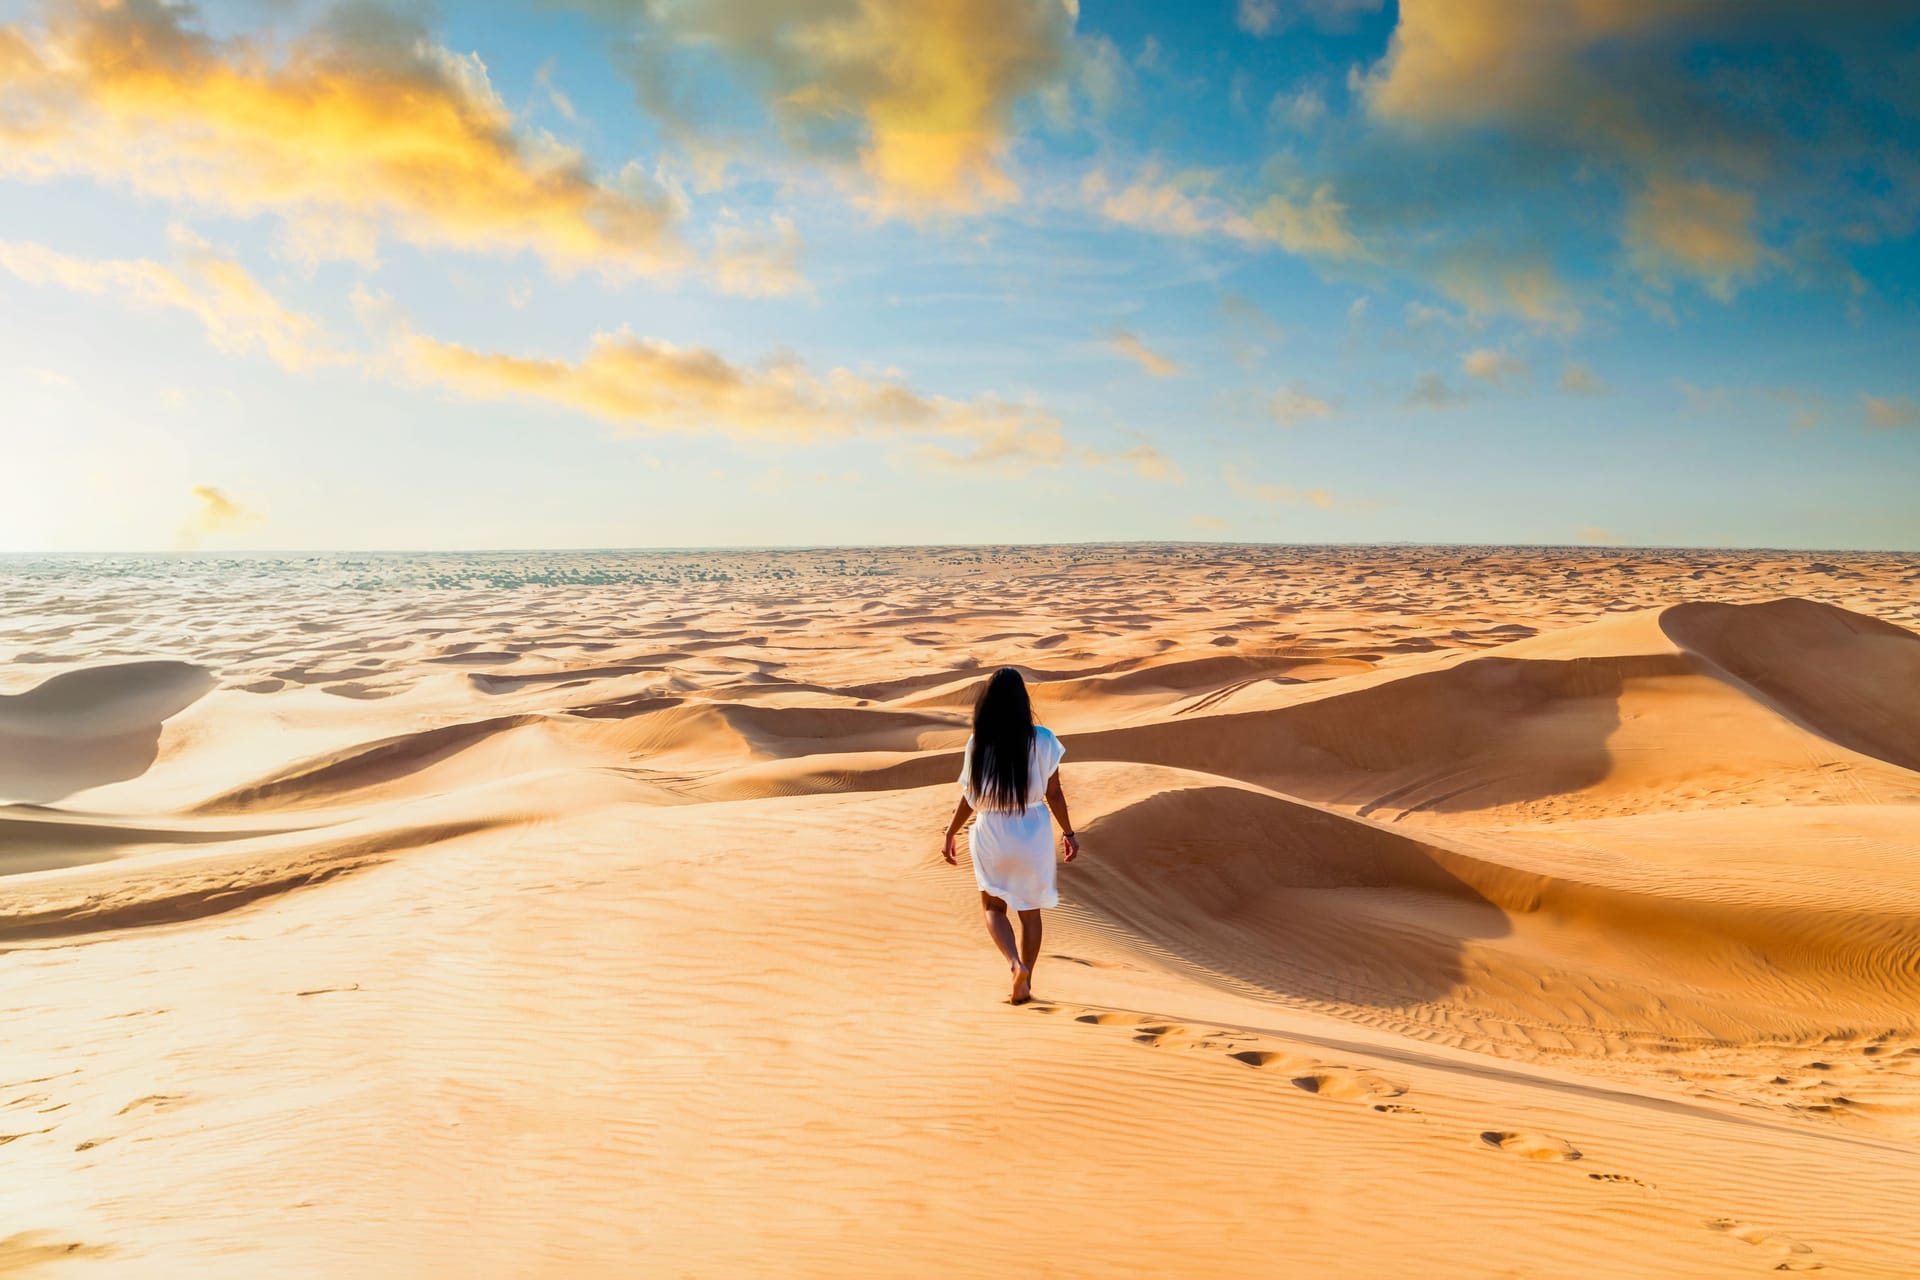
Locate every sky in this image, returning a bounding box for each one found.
[1,0,1918,552]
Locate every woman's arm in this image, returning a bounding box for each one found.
[1044,771,1079,862]
[941,796,974,864]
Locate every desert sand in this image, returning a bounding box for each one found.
[4,543,1920,1278]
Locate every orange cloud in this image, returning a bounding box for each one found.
[1461,347,1527,383]
[179,484,262,548]
[0,1,685,275]
[1085,168,1365,261]
[1224,466,1340,509]
[1080,442,1181,482]
[1863,395,1920,430]
[390,319,1090,475]
[1244,184,1364,259]
[1355,1,1869,313]
[1084,168,1228,239]
[586,0,1075,214]
[1103,329,1180,377]
[1364,0,1685,136]
[1433,254,1580,330]
[397,328,861,444]
[0,230,342,371]
[1626,177,1767,299]
[386,312,1178,482]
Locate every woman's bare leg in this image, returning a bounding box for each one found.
[1017,910,1043,994]
[980,892,1023,976]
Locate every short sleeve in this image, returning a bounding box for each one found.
[958,734,973,798]
[1041,728,1065,777]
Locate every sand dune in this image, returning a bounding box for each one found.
[1064,603,1920,823]
[3,545,1919,1277]
[0,661,217,803]
[1662,598,1920,772]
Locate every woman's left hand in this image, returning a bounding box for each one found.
[942,833,958,865]
[1062,832,1080,862]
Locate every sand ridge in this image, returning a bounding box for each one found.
[2,543,1919,1276]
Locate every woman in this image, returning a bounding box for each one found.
[942,667,1079,1004]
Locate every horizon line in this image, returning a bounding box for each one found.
[3,539,1916,557]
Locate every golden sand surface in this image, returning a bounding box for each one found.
[3,543,1919,1277]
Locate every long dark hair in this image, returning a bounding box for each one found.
[970,667,1035,812]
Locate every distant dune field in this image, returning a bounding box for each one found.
[4,544,1919,1277]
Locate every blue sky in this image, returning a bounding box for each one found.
[2,0,1917,551]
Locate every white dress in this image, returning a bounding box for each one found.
[959,726,1066,911]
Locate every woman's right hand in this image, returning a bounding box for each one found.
[1062,832,1080,862]
[942,833,958,865]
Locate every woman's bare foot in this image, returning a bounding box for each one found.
[1010,964,1032,1004]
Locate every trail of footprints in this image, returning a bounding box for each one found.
[1027,1001,1824,1272]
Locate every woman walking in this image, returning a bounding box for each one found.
[942,667,1079,1004]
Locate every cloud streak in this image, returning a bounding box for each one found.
[1864,395,1920,430]
[1103,328,1180,377]
[1224,465,1344,510]
[1083,169,1366,262]
[0,230,343,372]
[386,315,1170,482]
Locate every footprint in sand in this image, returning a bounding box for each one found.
[1228,1048,1315,1071]
[1065,1005,1426,1118]
[1071,1008,1412,1102]
[1586,1171,1653,1191]
[1133,1025,1255,1054]
[1480,1131,1582,1162]
[1291,1067,1409,1102]
[1073,1011,1159,1027]
[1047,953,1126,970]
[1704,1219,1822,1270]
